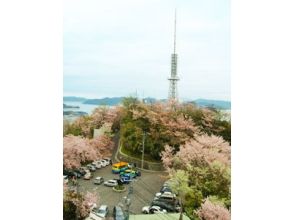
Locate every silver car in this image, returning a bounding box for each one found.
[94,177,104,185]
[104,179,118,187]
[93,205,109,218]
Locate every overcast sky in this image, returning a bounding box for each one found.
[64,0,230,101]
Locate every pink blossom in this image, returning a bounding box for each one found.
[197,198,230,220]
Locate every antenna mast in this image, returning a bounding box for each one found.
[168,9,180,101]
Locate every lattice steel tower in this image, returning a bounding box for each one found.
[168,10,180,100]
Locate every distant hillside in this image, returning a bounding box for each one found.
[63,96,231,109]
[63,96,87,102]
[83,97,124,106]
[193,99,231,109]
[63,103,80,109]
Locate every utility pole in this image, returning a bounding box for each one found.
[141,131,146,169]
[124,180,133,220]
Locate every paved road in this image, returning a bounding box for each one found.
[75,165,168,217]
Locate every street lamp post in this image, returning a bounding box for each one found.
[141,131,146,169]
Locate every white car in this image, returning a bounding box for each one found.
[87,164,97,171]
[92,161,102,169]
[142,205,167,214]
[155,191,176,199]
[94,177,104,185]
[96,160,106,167]
[92,205,109,218]
[103,158,111,165]
[104,179,118,187]
[83,172,92,180]
[80,167,90,173]
[100,160,107,167]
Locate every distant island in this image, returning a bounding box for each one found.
[63,103,80,109]
[192,99,231,110]
[63,96,87,102]
[63,111,88,116]
[63,96,231,109]
[83,97,124,106]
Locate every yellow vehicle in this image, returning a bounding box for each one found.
[112,162,128,174]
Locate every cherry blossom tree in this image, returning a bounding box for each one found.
[66,106,121,138]
[63,133,114,169]
[64,186,99,220]
[160,134,231,215]
[197,198,230,220]
[63,135,97,169]
[161,134,231,169]
[90,134,114,157]
[160,145,175,170]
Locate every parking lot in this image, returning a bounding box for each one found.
[74,164,168,217]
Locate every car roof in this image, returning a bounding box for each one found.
[151,206,161,209]
[99,205,108,210]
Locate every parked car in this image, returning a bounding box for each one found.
[87,164,96,172]
[94,177,104,185]
[92,205,109,218]
[151,200,180,213]
[120,174,133,184]
[103,158,112,165]
[79,167,90,173]
[63,170,79,178]
[71,170,82,178]
[120,169,141,178]
[153,197,177,206]
[160,186,172,194]
[92,162,101,169]
[74,169,86,176]
[101,159,108,166]
[142,205,167,214]
[155,191,176,199]
[93,161,102,169]
[104,179,118,187]
[113,206,125,220]
[83,172,92,180]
